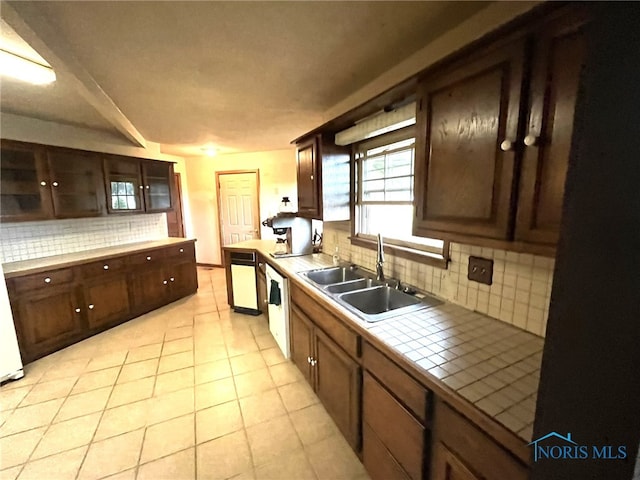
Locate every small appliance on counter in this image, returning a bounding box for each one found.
[262,211,313,258]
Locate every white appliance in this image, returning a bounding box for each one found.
[0,264,23,383]
[230,251,259,315]
[265,264,290,358]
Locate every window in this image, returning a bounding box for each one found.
[353,127,447,262]
[110,181,139,210]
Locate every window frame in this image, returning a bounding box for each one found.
[349,126,450,269]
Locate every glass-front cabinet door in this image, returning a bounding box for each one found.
[0,140,54,221]
[103,156,145,213]
[46,149,106,218]
[142,161,173,212]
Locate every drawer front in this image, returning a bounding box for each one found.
[165,242,195,260]
[80,257,128,278]
[363,372,426,480]
[363,342,430,424]
[434,401,529,480]
[12,268,74,294]
[129,249,166,265]
[291,283,360,359]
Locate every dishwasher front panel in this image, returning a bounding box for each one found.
[266,264,290,358]
[231,264,259,313]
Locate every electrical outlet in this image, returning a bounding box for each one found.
[468,256,493,285]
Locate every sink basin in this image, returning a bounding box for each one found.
[303,267,363,285]
[337,286,442,322]
[325,278,380,294]
[340,286,422,314]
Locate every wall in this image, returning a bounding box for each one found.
[185,149,297,265]
[323,223,554,338]
[0,214,167,263]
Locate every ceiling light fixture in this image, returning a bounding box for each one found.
[0,49,56,85]
[202,146,217,157]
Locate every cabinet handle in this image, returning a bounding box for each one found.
[75,308,81,313]
[524,134,539,146]
[88,304,94,310]
[163,280,168,285]
[44,277,51,284]
[170,277,175,282]
[146,256,151,261]
[179,248,184,253]
[103,264,109,270]
[500,140,514,151]
[40,181,47,187]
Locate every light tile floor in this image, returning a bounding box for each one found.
[0,267,370,480]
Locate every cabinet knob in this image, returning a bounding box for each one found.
[139,185,144,190]
[52,181,59,187]
[163,280,168,285]
[75,308,81,313]
[179,248,184,253]
[307,356,312,364]
[145,185,150,189]
[103,264,109,270]
[146,256,151,261]
[170,277,175,282]
[310,175,314,180]
[88,304,94,310]
[44,277,51,284]
[40,181,47,187]
[524,134,539,146]
[311,359,317,366]
[500,140,514,152]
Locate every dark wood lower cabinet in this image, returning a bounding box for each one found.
[432,443,482,480]
[289,289,362,453]
[314,328,361,450]
[13,284,84,362]
[7,241,198,363]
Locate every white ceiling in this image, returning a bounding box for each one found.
[1,1,490,156]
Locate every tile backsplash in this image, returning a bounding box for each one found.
[322,223,554,338]
[0,214,168,263]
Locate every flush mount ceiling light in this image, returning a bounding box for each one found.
[201,146,217,157]
[0,49,56,85]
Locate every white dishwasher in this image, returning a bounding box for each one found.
[265,264,290,358]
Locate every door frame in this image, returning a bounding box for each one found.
[216,169,261,264]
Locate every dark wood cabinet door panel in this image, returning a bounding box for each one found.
[0,140,54,221]
[169,260,199,300]
[296,137,320,217]
[432,443,482,480]
[290,305,314,385]
[314,328,361,452]
[132,266,167,312]
[46,149,106,218]
[516,18,586,245]
[103,156,145,213]
[363,422,412,480]
[363,372,425,480]
[85,277,130,330]
[414,41,526,240]
[142,161,173,212]
[16,287,84,361]
[12,268,74,294]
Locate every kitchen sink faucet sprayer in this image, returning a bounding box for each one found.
[376,233,385,281]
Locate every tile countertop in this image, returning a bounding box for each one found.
[224,240,543,445]
[2,238,197,278]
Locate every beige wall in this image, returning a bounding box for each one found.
[185,149,297,265]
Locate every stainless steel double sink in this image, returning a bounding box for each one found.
[299,266,442,322]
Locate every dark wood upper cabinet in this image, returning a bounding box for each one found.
[295,134,350,221]
[46,149,107,218]
[0,140,53,221]
[413,8,589,255]
[515,15,587,246]
[104,156,174,214]
[413,40,527,241]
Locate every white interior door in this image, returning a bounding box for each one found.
[218,172,260,246]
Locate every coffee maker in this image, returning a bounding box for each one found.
[262,212,313,257]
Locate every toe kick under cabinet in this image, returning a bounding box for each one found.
[5,240,197,364]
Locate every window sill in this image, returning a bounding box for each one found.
[350,236,449,269]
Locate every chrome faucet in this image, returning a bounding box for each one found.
[376,233,385,281]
